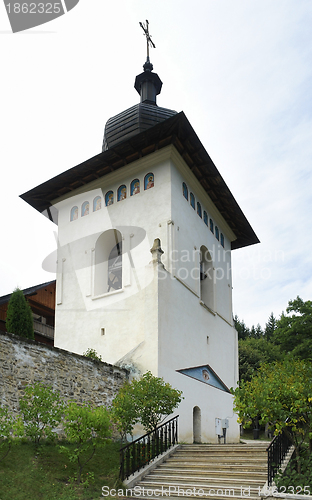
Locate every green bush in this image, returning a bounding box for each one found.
[19,383,64,444]
[275,449,312,492]
[59,402,111,485]
[0,406,24,462]
[82,348,102,362]
[111,371,183,438]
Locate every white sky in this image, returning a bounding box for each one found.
[1,0,311,329]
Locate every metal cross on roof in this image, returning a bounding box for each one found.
[139,20,155,60]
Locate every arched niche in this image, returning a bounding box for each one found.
[193,406,201,443]
[94,229,122,296]
[200,245,214,311]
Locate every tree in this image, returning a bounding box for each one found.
[272,297,312,360]
[238,337,281,381]
[19,382,64,444]
[110,380,137,441]
[264,312,277,341]
[248,324,263,339]
[6,288,34,340]
[234,315,250,340]
[232,359,312,474]
[111,371,183,437]
[60,402,111,485]
[132,371,183,433]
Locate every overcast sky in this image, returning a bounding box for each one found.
[1,0,311,329]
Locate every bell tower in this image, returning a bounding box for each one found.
[20,23,259,443]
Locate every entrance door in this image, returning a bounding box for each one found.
[193,406,201,443]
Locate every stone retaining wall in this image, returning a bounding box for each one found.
[0,331,128,415]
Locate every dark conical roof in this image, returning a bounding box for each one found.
[102,59,177,151]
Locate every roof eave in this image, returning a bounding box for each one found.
[20,112,259,250]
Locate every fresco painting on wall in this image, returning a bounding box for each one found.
[190,193,195,210]
[105,191,114,206]
[93,196,102,211]
[183,182,188,200]
[131,179,140,196]
[70,206,78,221]
[177,365,230,393]
[144,173,154,190]
[118,185,127,201]
[81,201,89,217]
[197,202,202,218]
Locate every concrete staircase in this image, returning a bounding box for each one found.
[128,442,269,499]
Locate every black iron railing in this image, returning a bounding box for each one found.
[120,415,179,481]
[267,429,293,485]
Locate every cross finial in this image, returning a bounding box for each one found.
[139,20,155,62]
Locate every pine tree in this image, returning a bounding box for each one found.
[6,288,34,340]
[264,312,277,341]
[233,315,250,340]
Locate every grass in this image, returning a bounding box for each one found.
[0,440,123,500]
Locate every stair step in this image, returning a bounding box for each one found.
[142,475,265,486]
[127,494,261,500]
[156,464,267,471]
[129,484,262,500]
[126,443,268,498]
[149,470,266,479]
[129,496,261,500]
[167,458,267,465]
[136,480,262,496]
[179,445,268,450]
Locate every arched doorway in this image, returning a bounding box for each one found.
[193,406,201,443]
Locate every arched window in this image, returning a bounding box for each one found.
[215,226,219,241]
[200,245,214,311]
[197,202,202,218]
[93,196,102,211]
[220,233,225,248]
[131,179,140,196]
[190,193,195,210]
[117,185,127,201]
[105,190,114,206]
[203,211,208,226]
[108,242,122,292]
[94,229,122,296]
[209,218,214,234]
[182,182,188,200]
[144,173,154,190]
[81,201,89,217]
[70,206,78,221]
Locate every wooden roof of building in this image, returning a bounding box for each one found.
[20,111,259,250]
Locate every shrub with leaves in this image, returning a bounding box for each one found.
[6,287,34,340]
[19,382,64,444]
[275,449,312,491]
[232,359,312,474]
[0,406,24,462]
[111,380,138,441]
[82,348,102,362]
[111,371,183,437]
[133,371,183,433]
[60,402,111,485]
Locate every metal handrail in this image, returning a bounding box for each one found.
[120,415,179,481]
[266,429,292,485]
